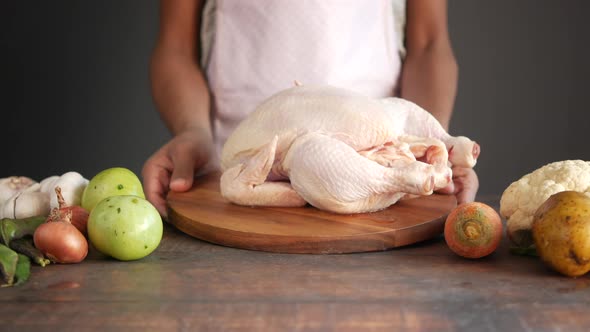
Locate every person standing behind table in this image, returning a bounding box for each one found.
[142,0,479,217]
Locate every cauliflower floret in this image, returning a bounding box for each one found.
[500,160,590,246]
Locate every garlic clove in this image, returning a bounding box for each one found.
[48,172,89,209]
[24,182,42,193]
[13,191,51,219]
[0,193,17,219]
[0,176,38,204]
[39,176,60,194]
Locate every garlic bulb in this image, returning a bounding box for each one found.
[0,191,50,219]
[39,176,59,193]
[0,171,88,219]
[40,172,89,209]
[0,176,37,204]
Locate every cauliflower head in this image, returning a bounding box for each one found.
[500,160,590,246]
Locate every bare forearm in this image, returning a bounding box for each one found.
[399,43,458,131]
[150,50,211,136]
[400,0,457,131]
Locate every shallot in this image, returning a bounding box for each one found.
[34,209,88,264]
[46,187,89,236]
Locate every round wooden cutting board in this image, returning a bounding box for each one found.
[167,172,457,254]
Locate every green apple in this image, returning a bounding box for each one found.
[88,195,163,261]
[82,167,145,211]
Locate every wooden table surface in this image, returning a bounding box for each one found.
[2,197,589,332]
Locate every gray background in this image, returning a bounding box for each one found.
[1,1,589,196]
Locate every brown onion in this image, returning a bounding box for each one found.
[46,186,89,236]
[34,209,88,263]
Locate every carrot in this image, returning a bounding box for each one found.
[444,202,503,259]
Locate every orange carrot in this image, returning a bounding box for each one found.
[444,202,503,259]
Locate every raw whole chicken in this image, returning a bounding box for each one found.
[220,85,480,214]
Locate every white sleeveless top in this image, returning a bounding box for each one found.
[202,0,406,163]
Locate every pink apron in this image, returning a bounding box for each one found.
[206,0,402,162]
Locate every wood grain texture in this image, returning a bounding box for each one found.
[3,197,590,332]
[166,172,457,254]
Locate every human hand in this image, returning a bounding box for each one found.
[437,166,479,204]
[142,129,213,218]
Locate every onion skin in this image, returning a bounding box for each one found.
[47,206,89,236]
[444,202,503,259]
[33,221,88,264]
[50,186,89,236]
